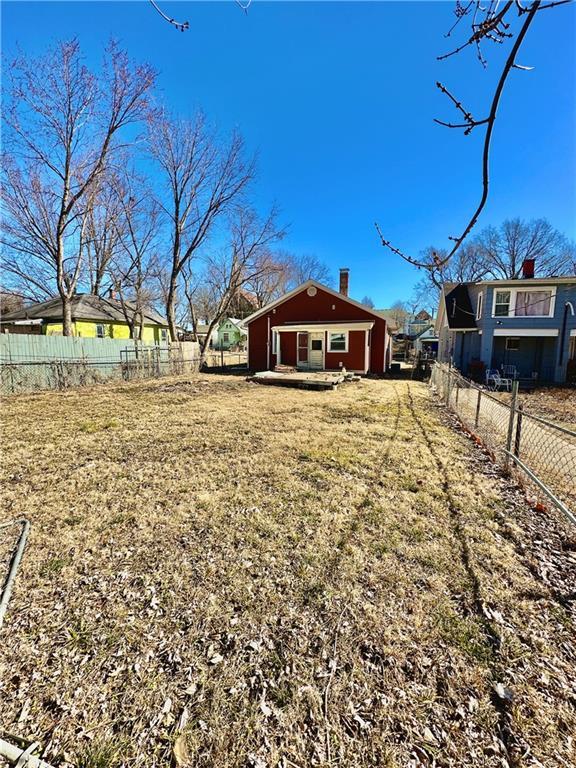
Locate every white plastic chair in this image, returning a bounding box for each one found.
[501,364,517,379]
[486,369,512,391]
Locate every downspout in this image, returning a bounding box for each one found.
[558,301,574,367]
[266,315,271,370]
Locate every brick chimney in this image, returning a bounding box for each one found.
[522,258,535,279]
[339,268,349,297]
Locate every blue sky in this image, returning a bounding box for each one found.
[2,1,575,306]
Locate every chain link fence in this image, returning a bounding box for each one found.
[430,362,576,526]
[0,348,248,395]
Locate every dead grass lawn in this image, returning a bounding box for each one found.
[1,375,575,768]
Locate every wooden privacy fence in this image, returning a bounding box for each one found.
[0,335,248,395]
[430,362,576,526]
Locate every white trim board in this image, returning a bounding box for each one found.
[493,328,558,337]
[272,322,374,332]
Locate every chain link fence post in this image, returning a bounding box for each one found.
[474,388,482,429]
[505,381,519,470]
[514,402,524,458]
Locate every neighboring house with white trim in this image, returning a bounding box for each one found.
[216,317,247,350]
[243,269,392,374]
[413,326,438,358]
[435,261,576,383]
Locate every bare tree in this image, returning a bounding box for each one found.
[388,300,411,329]
[376,1,572,274]
[415,217,574,311]
[243,252,291,309]
[1,39,156,334]
[84,172,126,297]
[109,175,162,340]
[282,252,332,288]
[476,218,575,278]
[195,207,284,365]
[149,113,255,340]
[361,295,376,308]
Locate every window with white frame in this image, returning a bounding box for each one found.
[494,291,511,317]
[514,290,552,317]
[328,332,347,352]
[223,332,230,343]
[492,287,555,318]
[161,329,168,343]
[476,292,483,320]
[96,323,105,338]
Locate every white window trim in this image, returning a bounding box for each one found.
[476,291,483,320]
[491,286,557,319]
[328,331,348,353]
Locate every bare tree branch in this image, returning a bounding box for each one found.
[149,0,189,32]
[376,1,543,273]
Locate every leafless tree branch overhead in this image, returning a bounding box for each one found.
[375,1,571,275]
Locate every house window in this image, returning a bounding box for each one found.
[494,291,511,317]
[476,292,483,320]
[329,332,347,352]
[492,287,555,318]
[514,290,552,317]
[161,329,168,344]
[223,332,230,343]
[96,324,105,338]
[311,339,322,351]
[505,337,520,351]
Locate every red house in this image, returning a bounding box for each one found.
[244,269,391,374]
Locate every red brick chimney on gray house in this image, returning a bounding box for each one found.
[522,258,535,279]
[339,267,349,297]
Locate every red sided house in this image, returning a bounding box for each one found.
[244,269,391,374]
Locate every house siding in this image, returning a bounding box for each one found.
[247,285,387,373]
[44,321,166,343]
[439,280,576,383]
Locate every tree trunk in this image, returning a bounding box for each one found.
[62,295,73,336]
[166,274,179,342]
[198,336,208,369]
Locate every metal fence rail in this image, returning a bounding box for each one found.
[0,350,248,395]
[430,362,576,526]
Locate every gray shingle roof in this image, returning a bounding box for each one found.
[1,294,167,326]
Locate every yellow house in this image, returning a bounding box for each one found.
[0,294,169,344]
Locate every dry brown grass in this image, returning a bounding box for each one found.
[1,375,575,768]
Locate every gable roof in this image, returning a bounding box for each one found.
[443,284,477,330]
[243,280,388,326]
[1,294,167,326]
[413,324,436,340]
[219,317,246,331]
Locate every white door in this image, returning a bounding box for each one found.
[309,332,324,369]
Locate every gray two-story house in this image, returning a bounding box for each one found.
[436,266,576,384]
